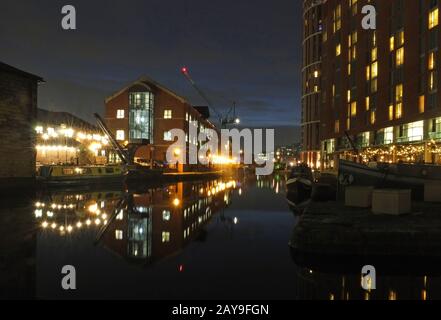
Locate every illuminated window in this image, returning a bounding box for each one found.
[314,70,319,78]
[389,105,394,120]
[162,210,171,221]
[347,90,351,103]
[116,109,125,119]
[164,109,172,119]
[396,103,403,119]
[185,112,189,121]
[396,47,404,66]
[429,71,436,91]
[429,8,439,29]
[371,48,377,62]
[384,127,394,144]
[366,66,371,81]
[371,62,378,78]
[389,36,395,51]
[370,110,376,125]
[365,97,370,111]
[351,102,357,117]
[397,31,405,46]
[419,95,425,113]
[164,131,173,141]
[429,52,436,70]
[115,230,123,240]
[333,5,342,33]
[162,232,171,243]
[336,44,341,56]
[116,130,125,141]
[395,84,403,103]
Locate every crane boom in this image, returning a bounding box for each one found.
[181,67,223,120]
[94,113,130,164]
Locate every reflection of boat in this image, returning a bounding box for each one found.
[338,159,441,200]
[286,165,313,203]
[37,165,124,187]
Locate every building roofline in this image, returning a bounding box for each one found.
[0,62,44,82]
[105,76,188,104]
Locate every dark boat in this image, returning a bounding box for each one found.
[338,159,441,200]
[286,165,313,204]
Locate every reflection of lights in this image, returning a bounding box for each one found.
[34,209,43,218]
[88,204,98,213]
[239,188,242,196]
[173,198,180,207]
[233,217,239,225]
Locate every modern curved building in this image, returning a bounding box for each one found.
[301,0,323,169]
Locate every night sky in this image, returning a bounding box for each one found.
[0,0,302,145]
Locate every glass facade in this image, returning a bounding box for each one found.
[129,92,154,142]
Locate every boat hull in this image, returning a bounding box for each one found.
[337,160,441,200]
[286,178,312,204]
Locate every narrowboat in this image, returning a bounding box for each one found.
[338,159,441,200]
[286,165,313,203]
[37,165,124,187]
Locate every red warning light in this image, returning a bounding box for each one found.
[181,67,188,74]
[178,264,184,272]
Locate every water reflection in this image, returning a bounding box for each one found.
[34,179,238,266]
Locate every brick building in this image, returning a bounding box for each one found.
[35,109,109,166]
[319,0,441,168]
[0,62,43,189]
[105,76,217,172]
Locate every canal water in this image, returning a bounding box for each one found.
[1,174,441,300]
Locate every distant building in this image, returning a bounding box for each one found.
[35,109,110,166]
[320,0,441,168]
[105,76,217,172]
[0,62,43,189]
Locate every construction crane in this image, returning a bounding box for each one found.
[181,67,240,128]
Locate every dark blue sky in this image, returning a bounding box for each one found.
[1,0,302,139]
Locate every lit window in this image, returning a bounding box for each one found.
[371,61,378,78]
[314,70,319,78]
[164,131,173,141]
[396,47,404,66]
[162,232,171,243]
[397,31,405,46]
[116,109,125,119]
[429,8,439,29]
[370,110,376,125]
[365,97,370,111]
[336,44,341,56]
[162,210,171,221]
[185,112,189,121]
[389,36,395,51]
[116,130,125,141]
[419,95,425,113]
[350,102,357,117]
[164,109,172,119]
[396,103,403,119]
[429,52,436,70]
[115,230,123,240]
[371,48,377,62]
[389,105,394,120]
[395,84,403,103]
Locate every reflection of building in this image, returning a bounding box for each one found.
[101,180,236,264]
[35,109,110,166]
[104,77,217,171]
[0,62,43,189]
[301,0,323,169]
[320,1,441,169]
[34,179,237,265]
